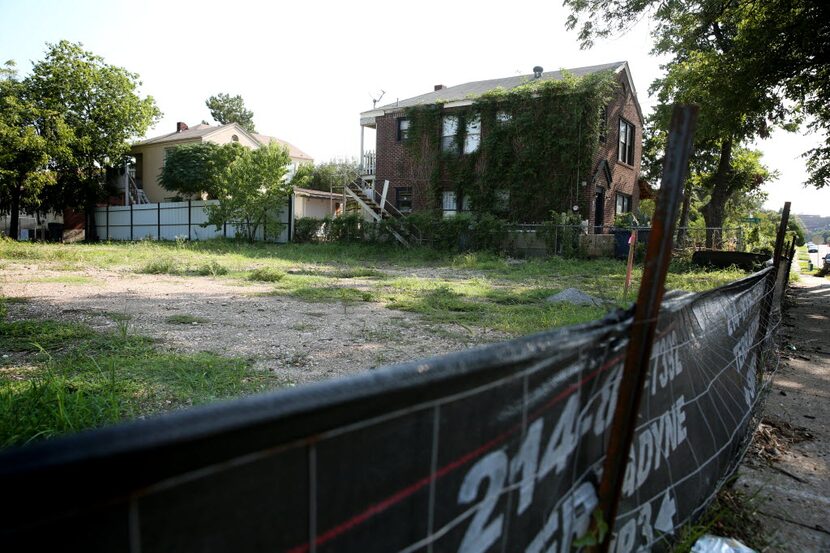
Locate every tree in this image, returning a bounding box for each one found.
[205,142,292,241]
[158,142,245,198]
[564,0,830,191]
[0,61,70,238]
[205,93,256,133]
[27,40,160,238]
[289,159,358,193]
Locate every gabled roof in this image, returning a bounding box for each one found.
[361,61,643,125]
[253,134,314,162]
[133,122,261,147]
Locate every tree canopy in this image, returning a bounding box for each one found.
[564,0,829,188]
[205,93,256,133]
[205,142,292,241]
[158,142,246,198]
[0,41,160,239]
[289,159,358,193]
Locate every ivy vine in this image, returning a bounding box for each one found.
[403,70,618,222]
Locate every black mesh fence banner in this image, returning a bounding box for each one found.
[0,268,779,553]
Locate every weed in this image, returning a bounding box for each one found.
[194,260,229,277]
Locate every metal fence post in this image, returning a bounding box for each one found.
[187,199,192,241]
[590,105,699,553]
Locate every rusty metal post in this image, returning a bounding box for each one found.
[589,105,699,553]
[784,239,796,289]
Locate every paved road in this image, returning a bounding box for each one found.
[736,271,830,551]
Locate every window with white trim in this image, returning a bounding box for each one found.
[464,117,481,153]
[441,116,459,153]
[442,190,457,215]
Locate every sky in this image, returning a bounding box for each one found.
[1,0,828,215]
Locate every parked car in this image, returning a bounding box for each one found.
[807,243,818,253]
[824,252,830,267]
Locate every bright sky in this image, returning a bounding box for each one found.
[2,0,828,215]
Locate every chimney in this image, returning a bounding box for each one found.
[434,84,446,91]
[533,66,544,78]
[176,122,189,133]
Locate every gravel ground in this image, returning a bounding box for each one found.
[1,263,505,385]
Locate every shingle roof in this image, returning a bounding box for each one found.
[371,62,626,112]
[133,123,222,146]
[252,134,314,162]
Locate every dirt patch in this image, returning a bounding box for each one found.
[1,263,504,385]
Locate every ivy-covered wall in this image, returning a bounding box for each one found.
[394,70,619,223]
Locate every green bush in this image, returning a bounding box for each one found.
[194,260,229,277]
[470,213,507,252]
[324,213,364,242]
[293,217,324,243]
[139,258,183,275]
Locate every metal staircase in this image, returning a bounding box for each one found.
[343,177,421,247]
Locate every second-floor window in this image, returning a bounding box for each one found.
[397,118,410,141]
[441,116,459,153]
[464,117,481,153]
[618,118,635,165]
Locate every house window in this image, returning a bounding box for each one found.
[397,118,410,141]
[618,118,635,165]
[442,190,457,215]
[496,111,512,124]
[396,187,412,213]
[599,106,608,144]
[615,193,632,215]
[441,116,459,153]
[464,117,481,154]
[461,194,471,211]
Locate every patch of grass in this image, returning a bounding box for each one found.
[103,311,132,322]
[289,322,317,332]
[247,267,286,282]
[0,318,284,448]
[139,258,184,275]
[291,286,373,303]
[165,314,208,325]
[672,486,770,552]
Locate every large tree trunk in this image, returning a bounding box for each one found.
[700,139,734,249]
[9,177,23,240]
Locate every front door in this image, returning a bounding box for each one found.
[594,188,605,233]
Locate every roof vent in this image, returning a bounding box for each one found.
[533,66,544,78]
[434,84,446,91]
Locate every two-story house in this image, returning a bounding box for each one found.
[128,122,313,204]
[356,61,643,232]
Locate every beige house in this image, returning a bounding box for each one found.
[130,122,313,203]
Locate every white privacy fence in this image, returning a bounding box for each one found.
[94,199,290,243]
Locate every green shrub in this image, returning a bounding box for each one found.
[194,260,229,277]
[247,267,286,282]
[470,213,507,252]
[294,217,324,243]
[324,213,364,242]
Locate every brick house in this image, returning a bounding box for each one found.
[357,61,643,231]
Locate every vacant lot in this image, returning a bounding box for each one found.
[1,239,747,446]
